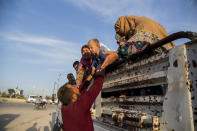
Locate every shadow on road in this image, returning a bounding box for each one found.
[44,126,50,131]
[26,122,51,131]
[25,111,56,131]
[48,112,56,131]
[50,112,56,128]
[26,123,39,131]
[0,114,20,131]
[26,123,51,131]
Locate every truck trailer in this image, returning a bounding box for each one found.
[93,31,197,131]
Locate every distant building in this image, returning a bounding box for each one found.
[14,86,24,96]
[15,87,20,95]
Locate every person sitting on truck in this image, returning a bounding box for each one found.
[76,45,93,87]
[99,15,176,71]
[57,70,105,131]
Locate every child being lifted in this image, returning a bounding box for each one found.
[88,39,112,74]
[87,38,117,73]
[87,38,106,74]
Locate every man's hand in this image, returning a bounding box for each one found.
[86,74,93,81]
[95,68,105,77]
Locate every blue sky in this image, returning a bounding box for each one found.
[0,0,197,97]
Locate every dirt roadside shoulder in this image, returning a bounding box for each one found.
[0,97,26,103]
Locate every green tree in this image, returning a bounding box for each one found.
[2,92,9,98]
[16,94,25,99]
[8,89,15,96]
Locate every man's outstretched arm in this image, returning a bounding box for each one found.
[85,75,104,109]
[78,74,94,93]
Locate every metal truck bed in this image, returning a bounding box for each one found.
[94,37,197,131]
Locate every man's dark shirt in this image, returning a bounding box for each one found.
[61,76,104,131]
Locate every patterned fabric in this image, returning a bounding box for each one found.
[127,41,150,56]
[117,44,129,59]
[128,31,167,56]
[76,67,91,86]
[76,67,86,86]
[127,31,160,44]
[117,31,166,58]
[77,54,93,86]
[114,15,175,50]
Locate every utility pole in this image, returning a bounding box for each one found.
[52,81,57,102]
[57,73,62,90]
[56,73,62,100]
[52,73,62,102]
[53,81,57,95]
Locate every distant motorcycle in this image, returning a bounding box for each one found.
[33,101,47,110]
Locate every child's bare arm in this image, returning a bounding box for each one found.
[98,52,119,72]
[102,51,117,55]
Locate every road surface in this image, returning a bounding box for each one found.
[0,102,56,131]
[0,101,114,131]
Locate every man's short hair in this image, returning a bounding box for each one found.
[81,45,90,54]
[73,61,79,68]
[67,73,74,78]
[57,84,73,105]
[87,39,100,48]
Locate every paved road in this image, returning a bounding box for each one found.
[0,101,115,131]
[0,102,57,131]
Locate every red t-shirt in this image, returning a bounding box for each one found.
[61,76,104,131]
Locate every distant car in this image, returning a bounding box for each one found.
[47,99,53,104]
[54,99,58,104]
[26,95,37,103]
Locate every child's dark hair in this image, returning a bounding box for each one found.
[73,61,79,68]
[57,83,73,105]
[81,45,90,54]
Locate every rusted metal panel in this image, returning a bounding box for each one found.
[103,53,169,92]
[101,108,158,130]
[104,53,169,80]
[103,71,167,89]
[102,105,162,117]
[102,95,163,104]
[186,41,197,129]
[160,42,195,131]
[103,77,167,93]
